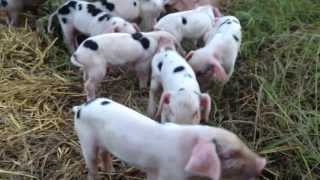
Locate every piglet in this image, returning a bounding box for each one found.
[154,5,218,53]
[186,16,242,87]
[71,31,178,101]
[0,0,47,26]
[73,97,267,180]
[47,0,139,52]
[148,49,211,124]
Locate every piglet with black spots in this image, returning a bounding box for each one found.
[73,98,266,180]
[154,5,220,52]
[71,31,178,101]
[47,0,139,52]
[148,49,211,125]
[186,16,242,88]
[0,0,47,26]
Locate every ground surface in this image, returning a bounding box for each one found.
[0,0,319,179]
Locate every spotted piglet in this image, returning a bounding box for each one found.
[186,16,242,88]
[47,0,139,52]
[71,31,177,101]
[154,5,219,52]
[147,49,211,124]
[0,0,47,26]
[74,98,266,180]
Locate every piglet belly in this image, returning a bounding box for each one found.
[101,133,159,169]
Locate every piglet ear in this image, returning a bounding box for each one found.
[185,138,221,180]
[213,7,222,17]
[132,23,141,32]
[157,36,176,52]
[200,93,211,122]
[155,92,171,117]
[185,51,194,61]
[210,58,228,82]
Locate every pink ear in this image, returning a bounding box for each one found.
[185,51,194,61]
[185,138,221,180]
[210,58,228,82]
[213,7,222,17]
[200,93,211,122]
[155,92,171,117]
[132,23,141,32]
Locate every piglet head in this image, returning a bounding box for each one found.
[186,51,228,82]
[211,128,267,180]
[110,18,138,34]
[156,31,178,52]
[156,90,211,124]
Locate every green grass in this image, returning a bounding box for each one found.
[221,0,320,179]
[0,0,319,179]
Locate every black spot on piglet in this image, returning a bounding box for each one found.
[158,61,163,71]
[62,17,68,24]
[132,32,143,40]
[101,101,111,105]
[76,34,89,45]
[84,40,99,51]
[76,109,81,119]
[233,35,239,42]
[87,4,102,16]
[58,1,77,15]
[98,13,112,21]
[140,38,150,49]
[173,66,185,73]
[100,0,115,11]
[131,33,150,50]
[182,17,187,25]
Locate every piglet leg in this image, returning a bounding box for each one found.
[77,129,99,180]
[60,24,77,52]
[100,150,114,173]
[8,11,19,26]
[147,76,161,117]
[85,67,107,101]
[135,61,150,89]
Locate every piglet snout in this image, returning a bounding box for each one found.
[255,157,267,176]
